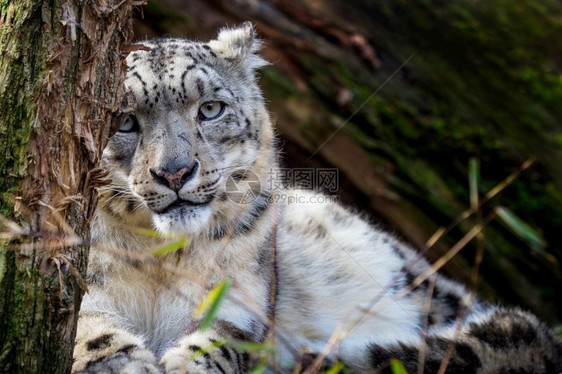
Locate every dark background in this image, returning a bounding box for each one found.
[132,0,562,326]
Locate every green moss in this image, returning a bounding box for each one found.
[0,0,80,372]
[0,249,53,373]
[0,0,47,195]
[0,245,4,284]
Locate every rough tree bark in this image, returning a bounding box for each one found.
[0,1,139,372]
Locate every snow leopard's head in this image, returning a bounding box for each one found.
[99,23,275,236]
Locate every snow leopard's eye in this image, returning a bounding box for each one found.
[119,115,140,133]
[199,101,225,121]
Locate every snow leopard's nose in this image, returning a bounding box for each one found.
[150,161,199,192]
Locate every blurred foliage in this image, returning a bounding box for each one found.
[298,0,562,238]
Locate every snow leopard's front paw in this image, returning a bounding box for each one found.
[73,313,160,373]
[74,343,161,374]
[73,332,161,374]
[161,331,248,374]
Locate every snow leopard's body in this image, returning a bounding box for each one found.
[73,24,562,373]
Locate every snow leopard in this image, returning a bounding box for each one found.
[72,23,562,373]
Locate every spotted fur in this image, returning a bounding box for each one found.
[73,23,562,373]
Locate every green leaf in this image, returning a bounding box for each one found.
[495,206,546,251]
[553,325,562,339]
[324,361,345,374]
[468,158,480,209]
[133,227,173,238]
[228,341,274,353]
[151,236,189,256]
[188,340,225,360]
[196,279,232,331]
[390,359,408,374]
[249,361,268,374]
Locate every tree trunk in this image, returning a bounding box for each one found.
[0,1,138,372]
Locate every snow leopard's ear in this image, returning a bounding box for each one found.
[209,22,269,71]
